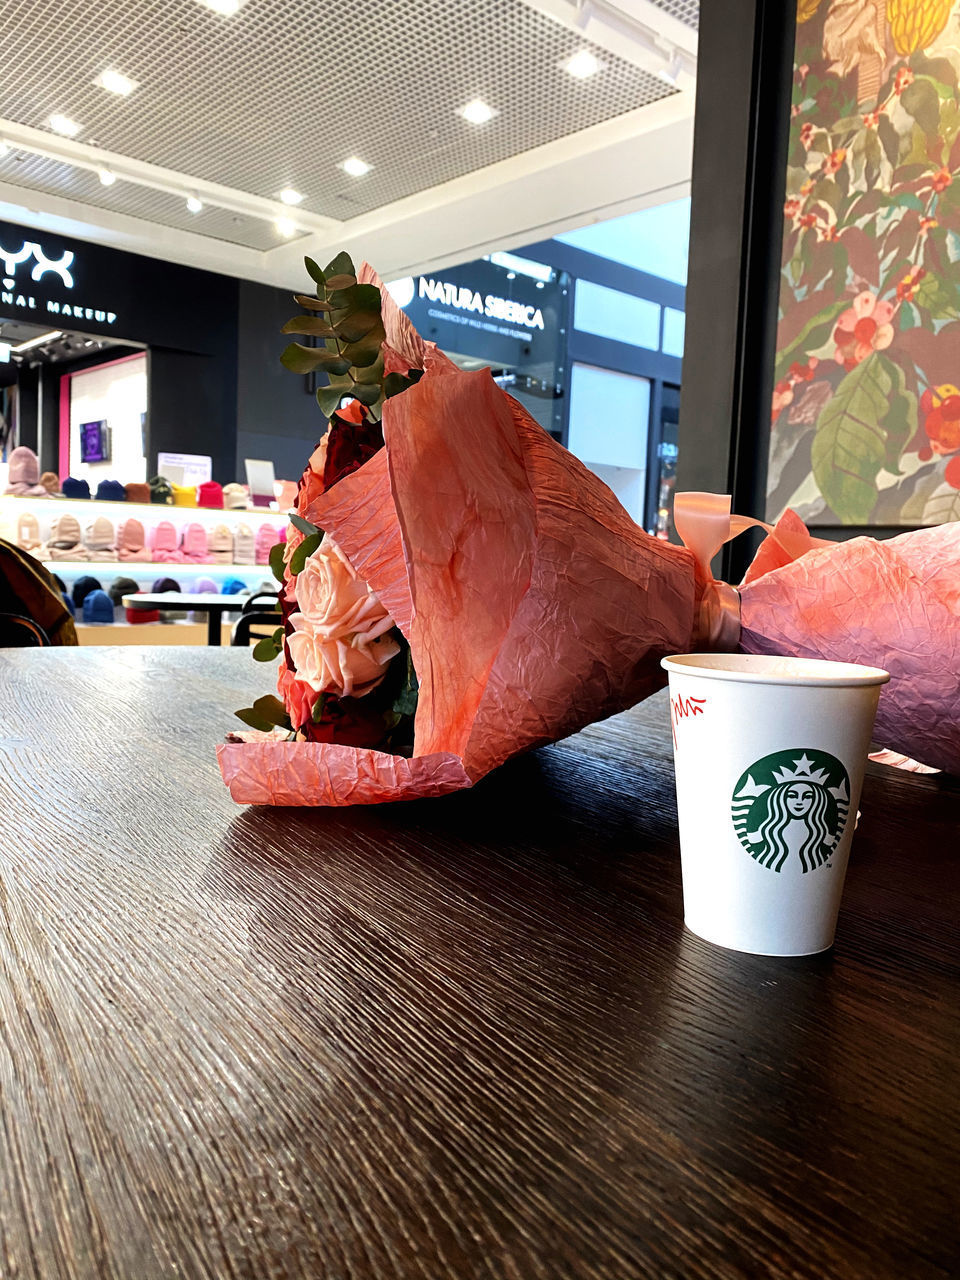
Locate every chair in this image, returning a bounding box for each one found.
[241,591,280,614]
[0,613,50,647]
[231,609,283,647]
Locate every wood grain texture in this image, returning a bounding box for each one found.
[0,647,958,1280]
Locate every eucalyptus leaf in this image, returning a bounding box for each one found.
[252,695,293,729]
[280,342,350,375]
[329,283,381,313]
[234,706,277,731]
[352,354,385,385]
[335,311,383,343]
[289,530,323,576]
[317,384,345,418]
[325,273,358,290]
[312,692,327,723]
[344,337,383,369]
[350,380,382,406]
[281,315,337,337]
[324,251,356,281]
[304,256,325,286]
[289,512,320,537]
[253,634,281,662]
[294,294,332,312]
[268,540,287,583]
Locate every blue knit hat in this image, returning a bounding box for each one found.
[62,593,75,617]
[82,589,115,623]
[71,574,102,608]
[221,577,246,594]
[62,476,90,499]
[95,479,127,502]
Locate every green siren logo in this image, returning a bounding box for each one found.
[731,750,850,874]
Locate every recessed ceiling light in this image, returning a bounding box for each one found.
[0,139,9,157]
[275,217,296,238]
[49,114,82,138]
[339,156,371,178]
[278,187,304,205]
[94,69,138,96]
[98,168,116,186]
[198,0,243,13]
[458,98,497,125]
[563,50,602,79]
[186,195,203,213]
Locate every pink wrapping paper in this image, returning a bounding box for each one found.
[218,357,707,806]
[739,517,960,774]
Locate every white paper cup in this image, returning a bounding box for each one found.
[660,654,890,957]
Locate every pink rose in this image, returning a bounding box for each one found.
[277,663,320,730]
[287,535,401,697]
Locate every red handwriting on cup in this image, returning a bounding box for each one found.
[671,695,707,750]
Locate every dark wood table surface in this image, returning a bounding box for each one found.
[0,647,957,1280]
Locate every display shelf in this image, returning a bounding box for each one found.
[76,620,236,647]
[0,492,286,529]
[42,560,271,576]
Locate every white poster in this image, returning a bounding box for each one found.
[157,451,212,487]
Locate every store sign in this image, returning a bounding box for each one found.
[416,277,545,331]
[0,235,118,326]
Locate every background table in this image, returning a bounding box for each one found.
[1,647,958,1280]
[122,592,256,646]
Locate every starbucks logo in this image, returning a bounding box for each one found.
[731,750,850,874]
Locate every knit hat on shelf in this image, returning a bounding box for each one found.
[16,512,45,556]
[255,524,281,565]
[39,471,61,495]
[124,482,150,505]
[234,523,255,565]
[126,605,160,624]
[108,576,140,606]
[82,589,115,624]
[95,479,127,503]
[48,513,89,560]
[208,523,234,564]
[85,516,117,560]
[172,484,197,508]
[117,517,152,562]
[62,593,75,617]
[194,576,218,593]
[61,477,91,499]
[197,481,223,509]
[222,483,250,510]
[5,446,49,496]
[221,577,246,595]
[180,522,210,563]
[72,575,103,608]
[151,577,181,593]
[149,520,183,563]
[148,476,174,505]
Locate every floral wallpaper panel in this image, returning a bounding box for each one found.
[769,0,960,526]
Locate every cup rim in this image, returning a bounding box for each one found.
[661,652,890,688]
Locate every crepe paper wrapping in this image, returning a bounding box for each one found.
[218,355,710,805]
[739,516,960,775]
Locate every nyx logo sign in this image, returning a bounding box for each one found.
[0,240,75,290]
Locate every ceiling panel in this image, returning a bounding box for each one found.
[0,150,296,250]
[648,0,699,26]
[0,0,677,221]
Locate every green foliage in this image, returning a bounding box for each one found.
[811,355,898,523]
[234,695,292,732]
[268,540,286,584]
[252,628,284,662]
[289,512,320,537]
[289,531,323,576]
[281,254,393,421]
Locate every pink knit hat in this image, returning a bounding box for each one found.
[85,516,117,561]
[117,518,153,562]
[48,513,89,560]
[180,522,210,563]
[208,523,234,564]
[4,446,48,496]
[16,512,46,557]
[234,523,255,565]
[150,520,183,563]
[255,524,281,565]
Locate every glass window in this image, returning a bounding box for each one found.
[567,363,650,471]
[557,197,691,285]
[662,307,685,358]
[574,280,660,349]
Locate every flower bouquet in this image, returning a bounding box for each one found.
[218,254,960,807]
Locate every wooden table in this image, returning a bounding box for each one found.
[122,592,248,646]
[1,647,957,1280]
